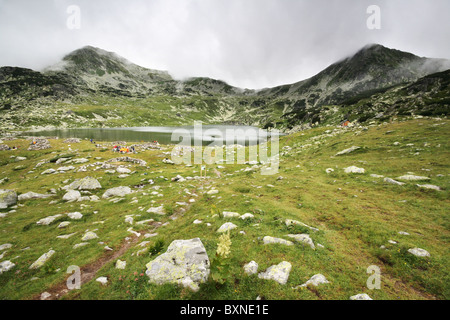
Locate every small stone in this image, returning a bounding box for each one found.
[293,274,329,289]
[115,260,127,269]
[67,212,83,220]
[350,293,373,300]
[217,222,238,233]
[244,261,259,275]
[0,260,16,274]
[96,277,108,285]
[40,292,52,300]
[344,166,365,174]
[81,231,98,241]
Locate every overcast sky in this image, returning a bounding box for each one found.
[0,0,449,89]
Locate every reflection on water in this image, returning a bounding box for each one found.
[23,125,282,146]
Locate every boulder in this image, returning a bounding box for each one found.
[145,238,210,292]
[258,261,292,285]
[63,190,81,202]
[102,186,132,199]
[66,176,102,190]
[0,189,17,209]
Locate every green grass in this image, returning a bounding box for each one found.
[0,118,448,300]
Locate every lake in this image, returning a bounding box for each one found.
[23,125,282,146]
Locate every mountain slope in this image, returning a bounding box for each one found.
[0,44,449,131]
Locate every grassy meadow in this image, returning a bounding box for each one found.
[0,117,448,300]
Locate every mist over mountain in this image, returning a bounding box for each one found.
[0,43,449,131]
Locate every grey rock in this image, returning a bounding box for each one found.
[350,293,373,300]
[217,222,238,233]
[63,190,81,202]
[67,176,102,190]
[244,261,259,275]
[18,192,52,201]
[102,186,132,199]
[29,250,55,269]
[145,238,210,292]
[408,248,430,257]
[0,189,17,209]
[0,260,16,274]
[335,146,360,156]
[286,234,315,249]
[258,261,292,285]
[36,214,63,226]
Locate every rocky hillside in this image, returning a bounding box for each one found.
[0,44,449,131]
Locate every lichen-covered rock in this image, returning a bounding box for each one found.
[145,238,210,292]
[258,261,292,285]
[29,250,55,269]
[81,231,98,241]
[0,189,17,209]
